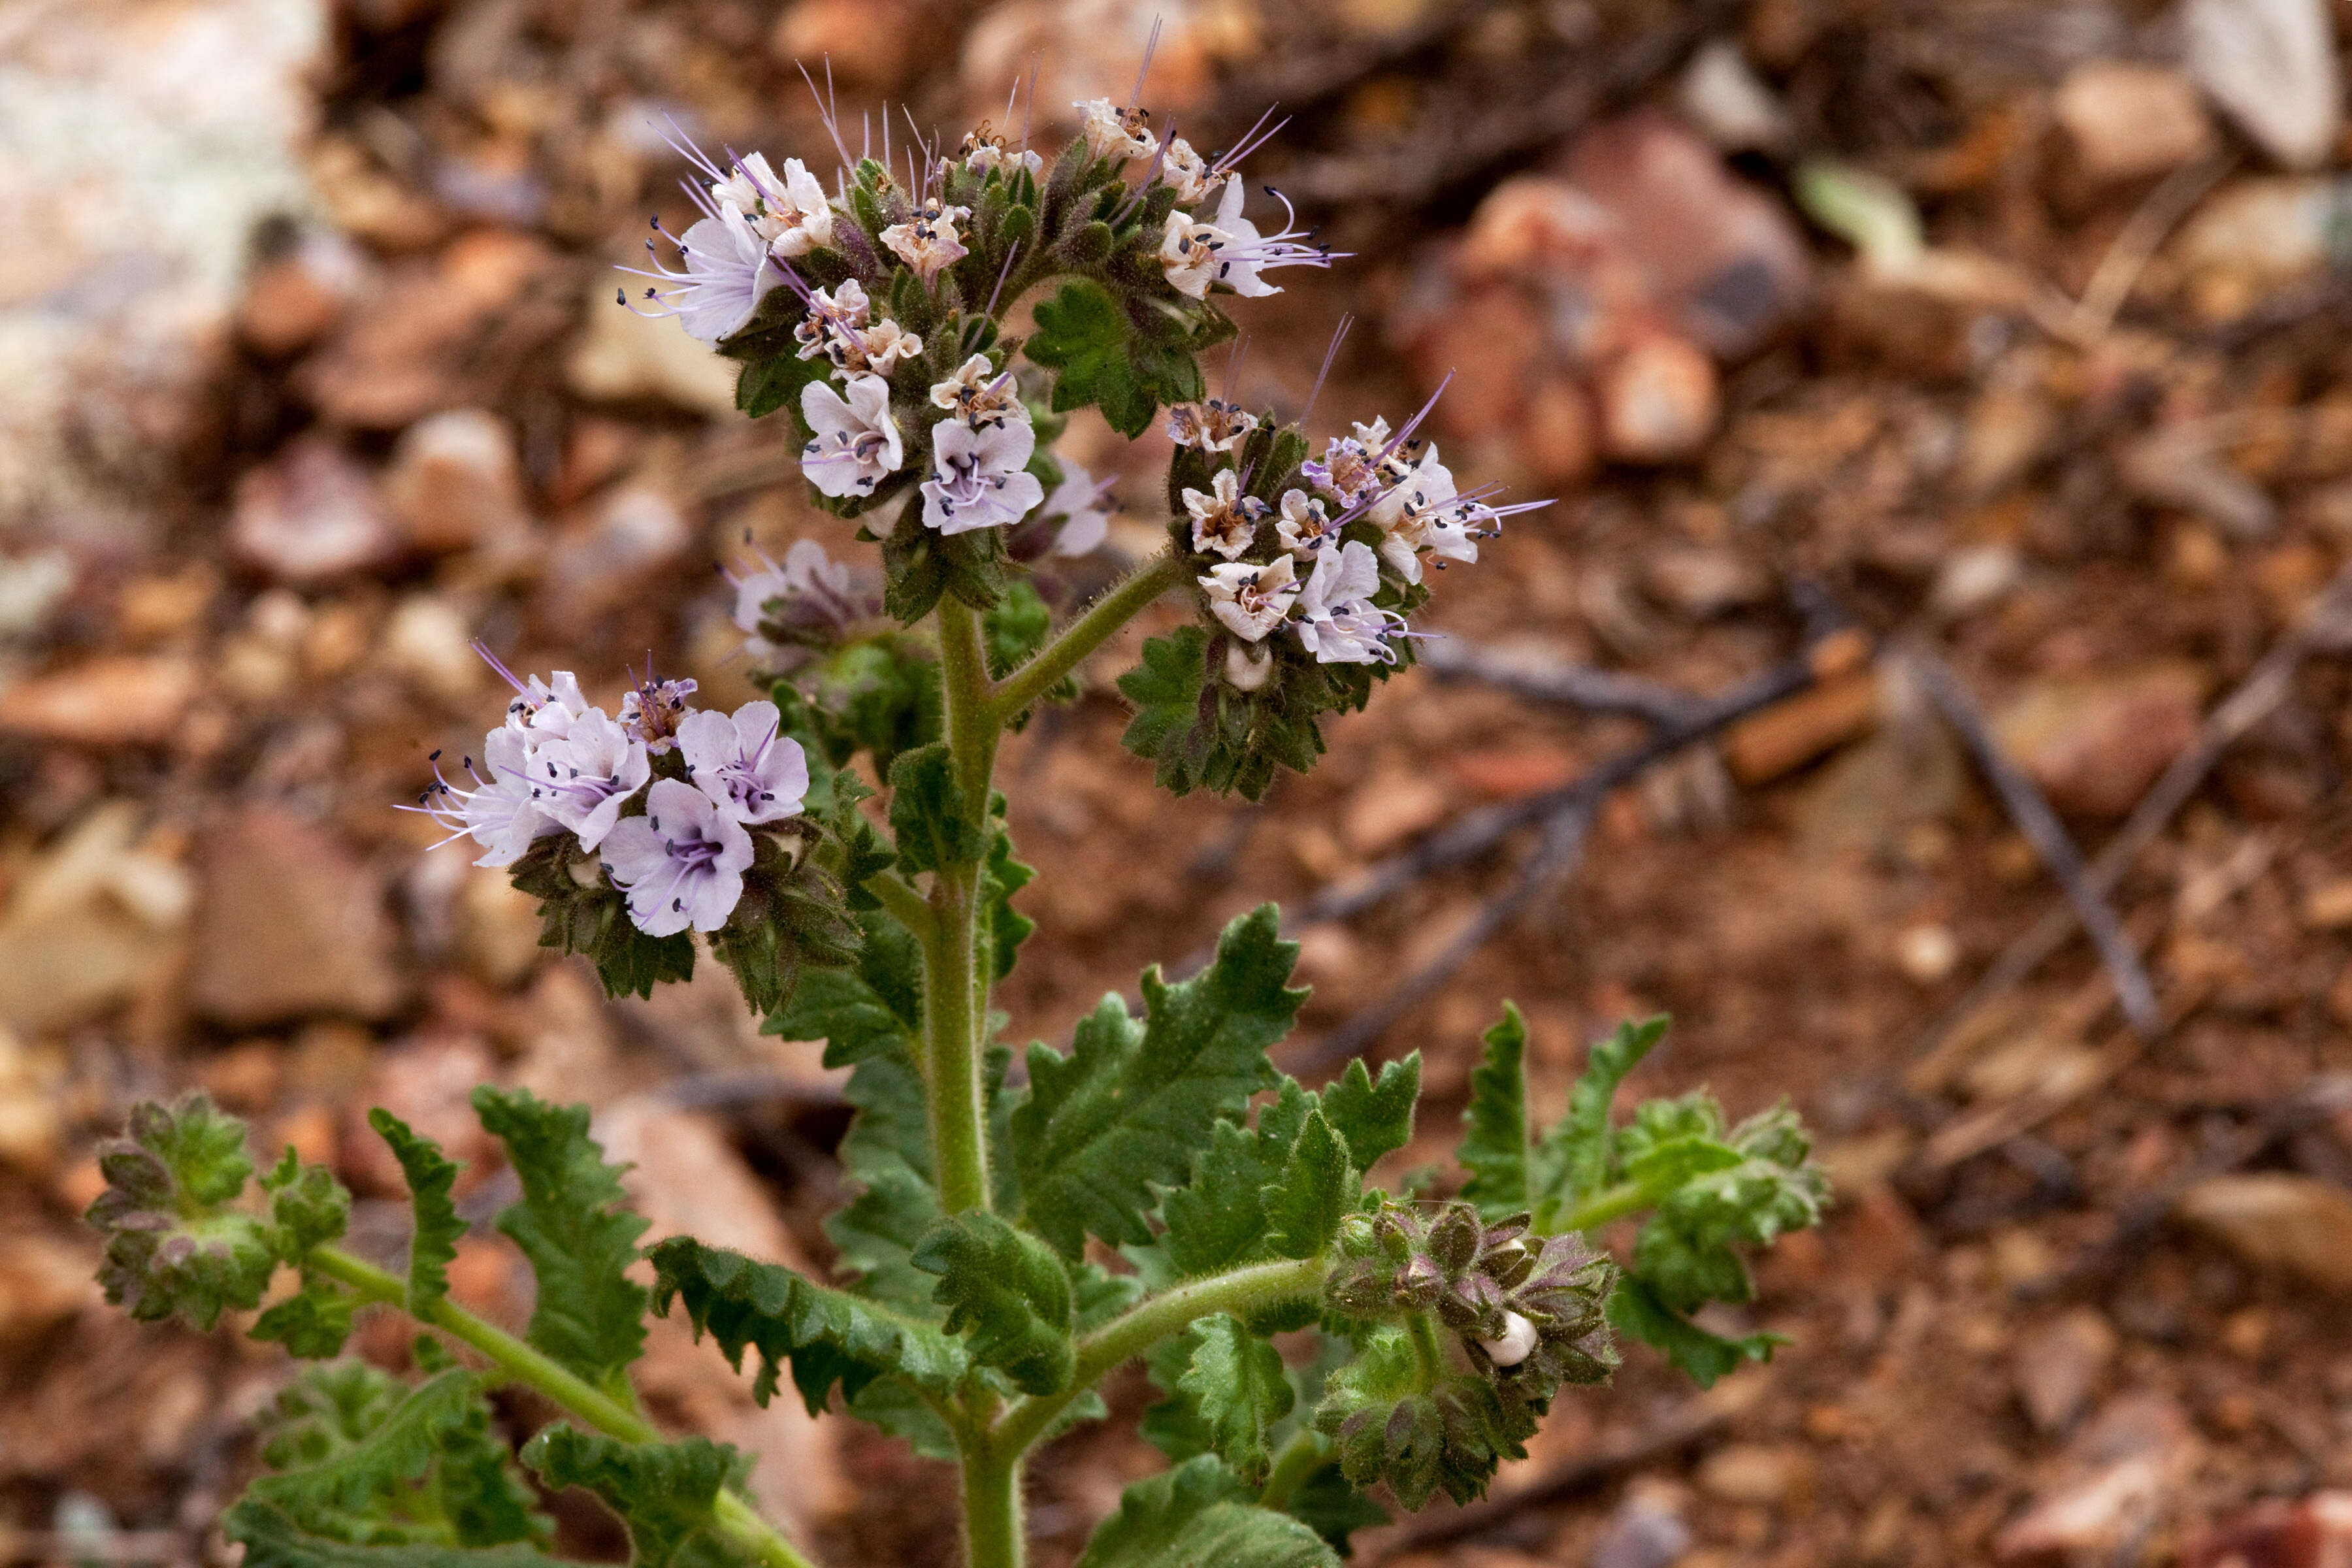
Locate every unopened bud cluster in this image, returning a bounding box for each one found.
[1315,1200,1617,1509]
[1328,1201,1615,1377]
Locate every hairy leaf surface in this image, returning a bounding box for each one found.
[368,1110,463,1314]
[1011,906,1301,1258]
[470,1088,649,1397]
[648,1237,967,1414]
[521,1429,749,1568]
[1176,1316,1293,1486]
[910,1211,1073,1394]
[1075,1456,1337,1568]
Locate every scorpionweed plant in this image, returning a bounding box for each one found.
[88,79,1828,1568]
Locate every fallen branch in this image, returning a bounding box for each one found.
[1898,647,2162,1037]
[1418,637,1707,725]
[1910,564,2352,1062]
[1286,651,1823,1067]
[2021,1071,2352,1300]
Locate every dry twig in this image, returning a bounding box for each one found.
[1910,564,2352,1061]
[1898,647,2163,1037]
[1418,637,1706,725]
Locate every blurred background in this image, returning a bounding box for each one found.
[7,0,2352,1563]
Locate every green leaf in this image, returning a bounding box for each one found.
[1075,1456,1338,1568]
[1262,1110,1352,1262]
[253,1280,361,1359]
[225,1501,570,1568]
[1158,1119,1282,1279]
[1282,1463,1390,1560]
[265,1147,353,1258]
[1456,1005,1529,1221]
[1605,1274,1783,1390]
[1318,1054,1418,1173]
[909,1211,1073,1395]
[86,1094,280,1331]
[828,1044,943,1314]
[521,1429,750,1568]
[1115,627,1211,792]
[1026,279,1202,438]
[982,819,1036,985]
[593,924,697,1002]
[1011,905,1301,1258]
[248,1356,548,1546]
[734,350,831,421]
[887,743,985,875]
[368,1110,464,1315]
[647,1236,968,1414]
[1533,1015,1669,1228]
[1177,1316,1294,1486]
[766,907,923,1068]
[1631,1141,1828,1315]
[470,1088,649,1399]
[982,578,1054,678]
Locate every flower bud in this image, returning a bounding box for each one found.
[1394,1253,1445,1310]
[1426,1203,1480,1273]
[1335,1212,1380,1258]
[1478,1310,1539,1368]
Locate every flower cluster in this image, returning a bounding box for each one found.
[408,649,808,938]
[1172,398,1541,680]
[621,86,1331,623]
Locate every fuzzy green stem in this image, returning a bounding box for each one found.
[987,552,1183,727]
[960,1447,1026,1568]
[992,1255,1328,1456]
[868,870,937,941]
[923,863,992,1218]
[1254,1431,1329,1514]
[937,597,999,815]
[1407,1313,1445,1389]
[1550,1181,1649,1236]
[306,1246,820,1568]
[925,596,1000,1220]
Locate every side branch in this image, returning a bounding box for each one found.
[990,1255,1327,1456]
[990,551,1185,725]
[305,1245,823,1568]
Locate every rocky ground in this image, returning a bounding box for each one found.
[6,0,2352,1564]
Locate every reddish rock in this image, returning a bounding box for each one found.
[231,438,400,583]
[0,655,197,746]
[2176,1172,2352,1292]
[2053,63,2214,185]
[383,408,532,555]
[1995,1394,2199,1562]
[1995,666,2204,818]
[188,806,408,1026]
[2183,1493,2352,1568]
[237,232,373,357]
[338,1034,498,1198]
[295,229,551,428]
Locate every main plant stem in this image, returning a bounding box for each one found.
[930,598,998,1220]
[923,574,1208,1568]
[306,1247,818,1568]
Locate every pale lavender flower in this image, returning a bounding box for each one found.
[1200,554,1298,642]
[598,777,753,937]
[928,354,1023,427]
[1294,540,1404,664]
[525,708,650,851]
[1302,419,1397,510]
[1275,489,1339,556]
[880,201,970,286]
[1040,458,1114,557]
[1184,470,1266,560]
[1073,97,1158,163]
[1162,180,1333,301]
[620,673,698,755]
[1166,399,1258,453]
[711,152,834,257]
[404,727,561,868]
[922,412,1045,535]
[730,539,872,667]
[1160,137,1220,205]
[678,699,809,826]
[962,127,1043,177]
[620,203,779,344]
[801,374,905,498]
